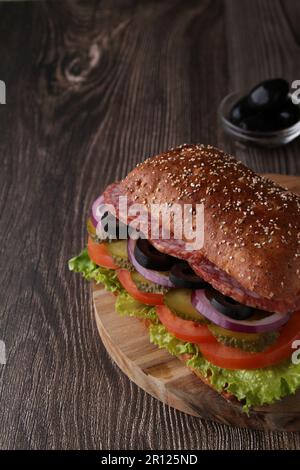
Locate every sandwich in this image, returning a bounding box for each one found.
[69,144,300,412]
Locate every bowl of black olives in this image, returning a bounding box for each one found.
[219,79,300,147]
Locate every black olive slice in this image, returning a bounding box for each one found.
[169,262,208,290]
[207,289,254,320]
[100,211,129,240]
[134,239,177,271]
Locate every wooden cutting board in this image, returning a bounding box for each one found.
[93,174,300,432]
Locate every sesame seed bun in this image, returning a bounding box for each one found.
[120,144,300,313]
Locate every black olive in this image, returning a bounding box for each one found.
[247,78,289,111]
[206,289,254,320]
[169,262,208,290]
[134,239,177,271]
[237,110,278,132]
[275,99,300,129]
[235,99,300,132]
[100,211,130,239]
[229,96,253,125]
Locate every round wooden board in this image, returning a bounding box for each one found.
[93,174,300,432]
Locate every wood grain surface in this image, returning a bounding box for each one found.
[1,0,300,450]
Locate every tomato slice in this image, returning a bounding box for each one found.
[117,269,164,305]
[87,236,119,269]
[156,305,215,344]
[198,312,300,370]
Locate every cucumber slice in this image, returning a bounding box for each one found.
[209,324,279,352]
[87,218,96,237]
[131,271,153,286]
[209,325,262,342]
[164,288,207,323]
[107,240,128,260]
[131,271,168,293]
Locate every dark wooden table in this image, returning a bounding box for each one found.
[1,0,300,450]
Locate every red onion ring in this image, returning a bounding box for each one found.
[91,195,105,227]
[191,289,291,334]
[127,239,174,288]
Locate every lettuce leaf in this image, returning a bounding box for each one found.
[68,248,122,292]
[69,249,157,322]
[115,291,158,322]
[149,323,196,357]
[149,323,300,412]
[69,249,300,411]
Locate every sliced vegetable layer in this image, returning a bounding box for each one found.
[192,289,291,334]
[87,237,119,269]
[117,269,164,305]
[156,305,214,344]
[69,249,300,410]
[198,312,300,370]
[127,239,173,287]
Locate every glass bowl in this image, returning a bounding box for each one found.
[219,91,300,148]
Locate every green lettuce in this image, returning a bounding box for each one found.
[150,323,300,412]
[69,249,300,412]
[115,291,158,322]
[69,249,157,322]
[187,353,300,412]
[68,248,122,292]
[149,323,196,357]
